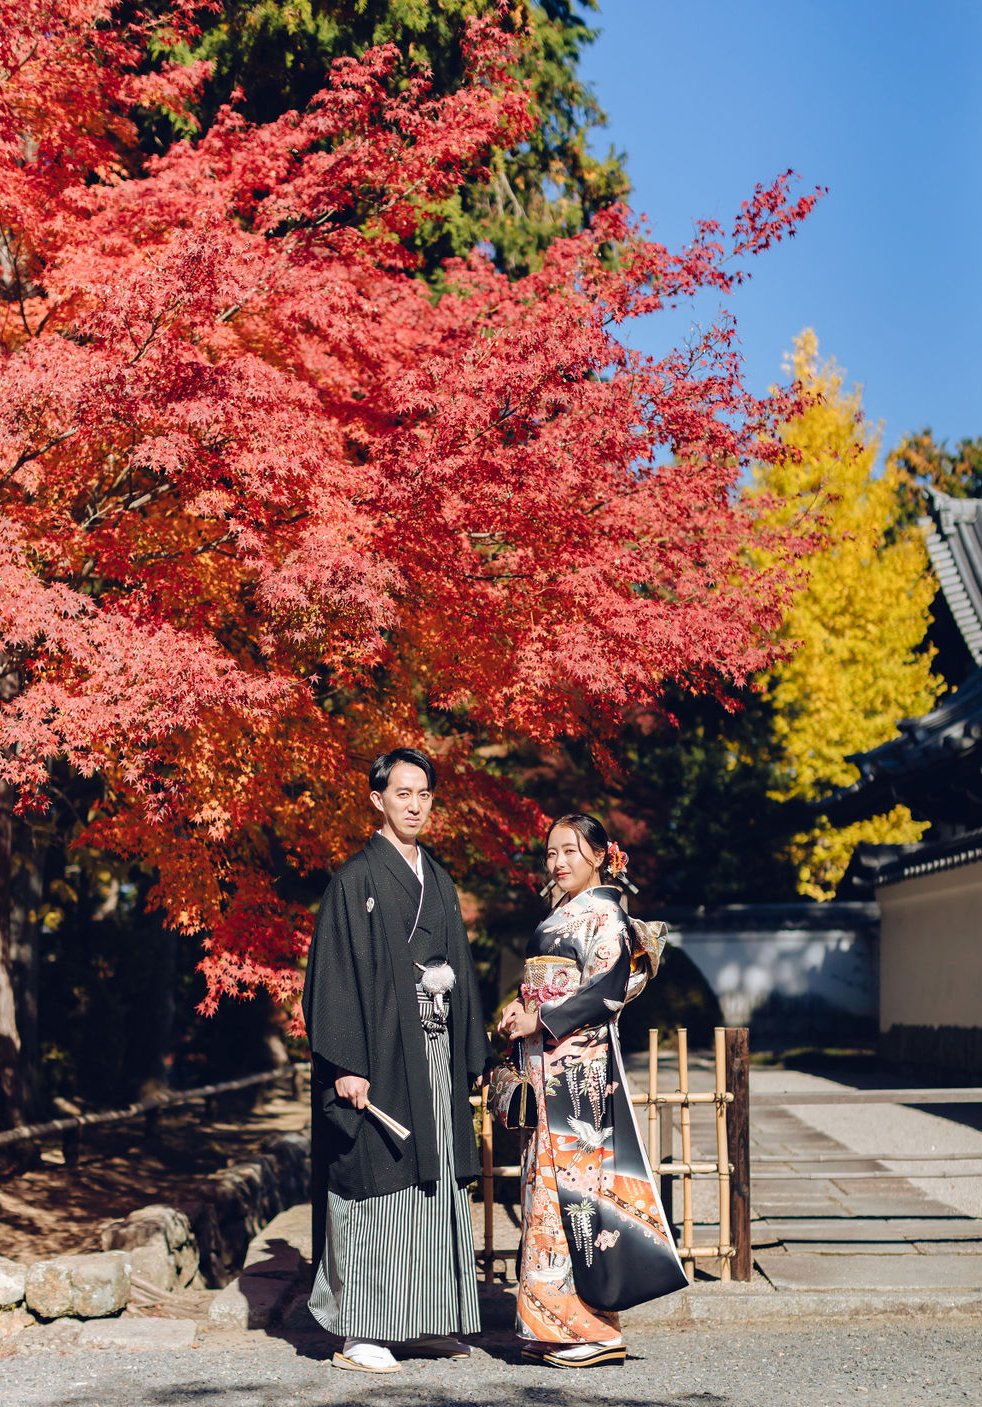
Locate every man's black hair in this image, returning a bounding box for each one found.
[369,747,437,793]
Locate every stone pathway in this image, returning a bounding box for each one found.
[749,1099,982,1291]
[626,1051,982,1294]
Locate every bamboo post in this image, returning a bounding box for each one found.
[647,1028,658,1167]
[677,1026,694,1281]
[713,1027,732,1282]
[724,1027,752,1281]
[481,1085,495,1285]
[659,1101,674,1230]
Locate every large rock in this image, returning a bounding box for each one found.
[0,1255,26,1309]
[206,1156,281,1275]
[263,1133,310,1210]
[182,1200,230,1288]
[100,1205,200,1292]
[24,1252,130,1320]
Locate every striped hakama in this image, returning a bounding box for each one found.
[308,994,481,1341]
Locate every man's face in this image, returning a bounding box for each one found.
[370,761,434,842]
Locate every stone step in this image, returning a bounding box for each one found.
[755,1249,982,1292]
[755,1217,982,1245]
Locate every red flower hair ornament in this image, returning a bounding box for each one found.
[606,840,629,878]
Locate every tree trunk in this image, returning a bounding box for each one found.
[0,652,28,1128]
[9,814,43,1116]
[0,777,26,1128]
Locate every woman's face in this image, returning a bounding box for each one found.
[546,824,604,899]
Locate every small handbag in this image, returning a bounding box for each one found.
[488,1041,538,1131]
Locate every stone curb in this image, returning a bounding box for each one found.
[623,1286,982,1327]
[475,1281,982,1331]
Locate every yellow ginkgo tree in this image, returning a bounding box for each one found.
[752,330,942,898]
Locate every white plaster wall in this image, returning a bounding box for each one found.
[878,861,982,1031]
[670,925,877,1029]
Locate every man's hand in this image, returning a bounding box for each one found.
[497,1000,541,1040]
[335,1073,370,1109]
[507,1006,542,1039]
[496,999,524,1038]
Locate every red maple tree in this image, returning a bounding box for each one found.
[0,1,820,1027]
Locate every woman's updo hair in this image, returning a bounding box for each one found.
[547,813,613,880]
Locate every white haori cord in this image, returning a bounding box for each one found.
[416,960,456,1016]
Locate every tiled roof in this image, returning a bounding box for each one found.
[843,828,982,891]
[920,488,982,666]
[817,491,982,836]
[818,490,982,887]
[821,665,982,827]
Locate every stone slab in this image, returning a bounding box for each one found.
[77,1318,198,1350]
[911,1240,982,1255]
[790,1160,889,1172]
[829,1197,953,1218]
[17,1317,82,1347]
[755,1250,982,1292]
[757,1217,982,1245]
[778,1242,917,1255]
[207,1273,293,1331]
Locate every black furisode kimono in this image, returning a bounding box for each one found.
[515,886,687,1342]
[302,831,489,1340]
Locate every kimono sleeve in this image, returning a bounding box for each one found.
[538,906,632,1043]
[443,871,491,1081]
[302,867,371,1082]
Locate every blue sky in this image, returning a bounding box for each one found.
[579,1,981,455]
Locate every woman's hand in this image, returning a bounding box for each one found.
[497,1000,542,1040]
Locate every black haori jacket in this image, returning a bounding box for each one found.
[302,832,489,1212]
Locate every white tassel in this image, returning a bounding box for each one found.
[416,960,456,1016]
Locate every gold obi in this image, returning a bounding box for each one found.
[520,955,581,1012]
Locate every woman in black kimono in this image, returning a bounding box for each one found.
[497,814,686,1368]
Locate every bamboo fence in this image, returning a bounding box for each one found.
[478,1025,752,1285]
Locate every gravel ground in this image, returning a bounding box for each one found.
[1,1322,980,1407]
[751,1068,982,1218]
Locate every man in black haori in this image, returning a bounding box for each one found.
[302,747,489,1373]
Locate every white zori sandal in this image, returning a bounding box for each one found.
[333,1340,400,1373]
[542,1339,626,1368]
